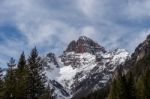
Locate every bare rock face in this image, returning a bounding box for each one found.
[132,34,150,62]
[65,36,106,54]
[43,53,59,69]
[113,34,150,81]
[61,36,107,67]
[47,53,59,67]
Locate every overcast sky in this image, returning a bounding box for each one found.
[0,0,150,67]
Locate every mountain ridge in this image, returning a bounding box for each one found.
[43,36,129,99]
[74,34,150,99]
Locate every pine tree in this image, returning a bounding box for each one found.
[27,47,46,99]
[0,67,4,98]
[109,74,127,99]
[17,52,26,71]
[136,69,150,99]
[144,69,150,99]
[136,75,145,99]
[15,52,28,99]
[0,68,3,85]
[4,57,16,99]
[108,80,118,99]
[126,72,136,99]
[39,83,54,99]
[118,75,127,99]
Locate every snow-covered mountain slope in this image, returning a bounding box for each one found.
[43,36,130,99]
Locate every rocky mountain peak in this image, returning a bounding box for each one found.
[132,34,150,61]
[146,34,150,40]
[65,36,106,54]
[44,36,130,99]
[45,53,59,68]
[78,36,92,41]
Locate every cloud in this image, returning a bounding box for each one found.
[81,26,97,38]
[128,29,150,52]
[77,0,97,18]
[0,0,150,67]
[125,0,150,20]
[0,32,28,66]
[0,0,80,45]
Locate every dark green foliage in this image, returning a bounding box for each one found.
[26,47,47,99]
[0,48,54,99]
[17,52,26,71]
[126,72,136,99]
[39,83,55,99]
[0,67,4,98]
[15,52,28,99]
[143,70,150,99]
[136,69,150,99]
[133,55,150,78]
[80,85,109,99]
[0,68,3,85]
[83,56,150,99]
[4,57,17,99]
[118,75,127,99]
[136,74,146,99]
[109,74,128,99]
[109,55,150,99]
[108,80,118,99]
[134,56,150,99]
[109,72,136,99]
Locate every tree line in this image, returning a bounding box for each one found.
[0,47,54,99]
[109,55,150,99]
[0,48,150,99]
[81,55,150,99]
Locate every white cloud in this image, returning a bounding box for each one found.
[125,0,150,20]
[76,0,107,20]
[81,26,98,39]
[128,29,150,52]
[1,0,150,67]
[0,32,28,66]
[77,0,96,17]
[0,0,80,46]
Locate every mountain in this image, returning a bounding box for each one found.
[43,36,129,99]
[125,34,150,76]
[85,34,150,99]
[117,34,150,76]
[65,36,106,54]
